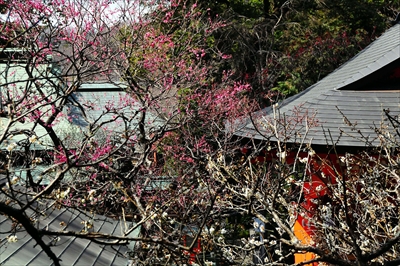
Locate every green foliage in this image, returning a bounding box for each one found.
[324,0,388,33]
[202,0,400,102]
[272,80,298,97]
[227,0,264,18]
[225,214,251,239]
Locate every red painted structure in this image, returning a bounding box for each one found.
[182,235,202,264]
[245,148,345,265]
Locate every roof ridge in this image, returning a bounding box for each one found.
[335,39,400,90]
[318,24,400,89]
[232,23,400,147]
[278,23,400,102]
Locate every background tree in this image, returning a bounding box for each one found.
[193,0,400,105]
[0,0,254,265]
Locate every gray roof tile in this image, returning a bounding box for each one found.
[0,194,134,266]
[233,24,400,147]
[0,83,165,150]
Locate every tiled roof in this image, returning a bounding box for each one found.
[68,83,162,131]
[0,83,165,150]
[232,23,400,147]
[0,186,134,266]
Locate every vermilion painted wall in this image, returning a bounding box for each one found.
[245,148,343,265]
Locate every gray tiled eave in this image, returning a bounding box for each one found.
[0,198,133,266]
[235,90,400,147]
[232,23,400,147]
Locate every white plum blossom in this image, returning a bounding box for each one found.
[259,224,265,233]
[88,189,96,201]
[7,235,18,243]
[11,176,20,185]
[29,135,38,143]
[276,151,287,160]
[6,143,17,152]
[253,220,259,229]
[57,188,70,199]
[33,157,43,164]
[243,187,252,199]
[299,157,308,163]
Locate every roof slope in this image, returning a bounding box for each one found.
[0,83,165,150]
[68,83,163,130]
[0,186,134,266]
[232,23,400,147]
